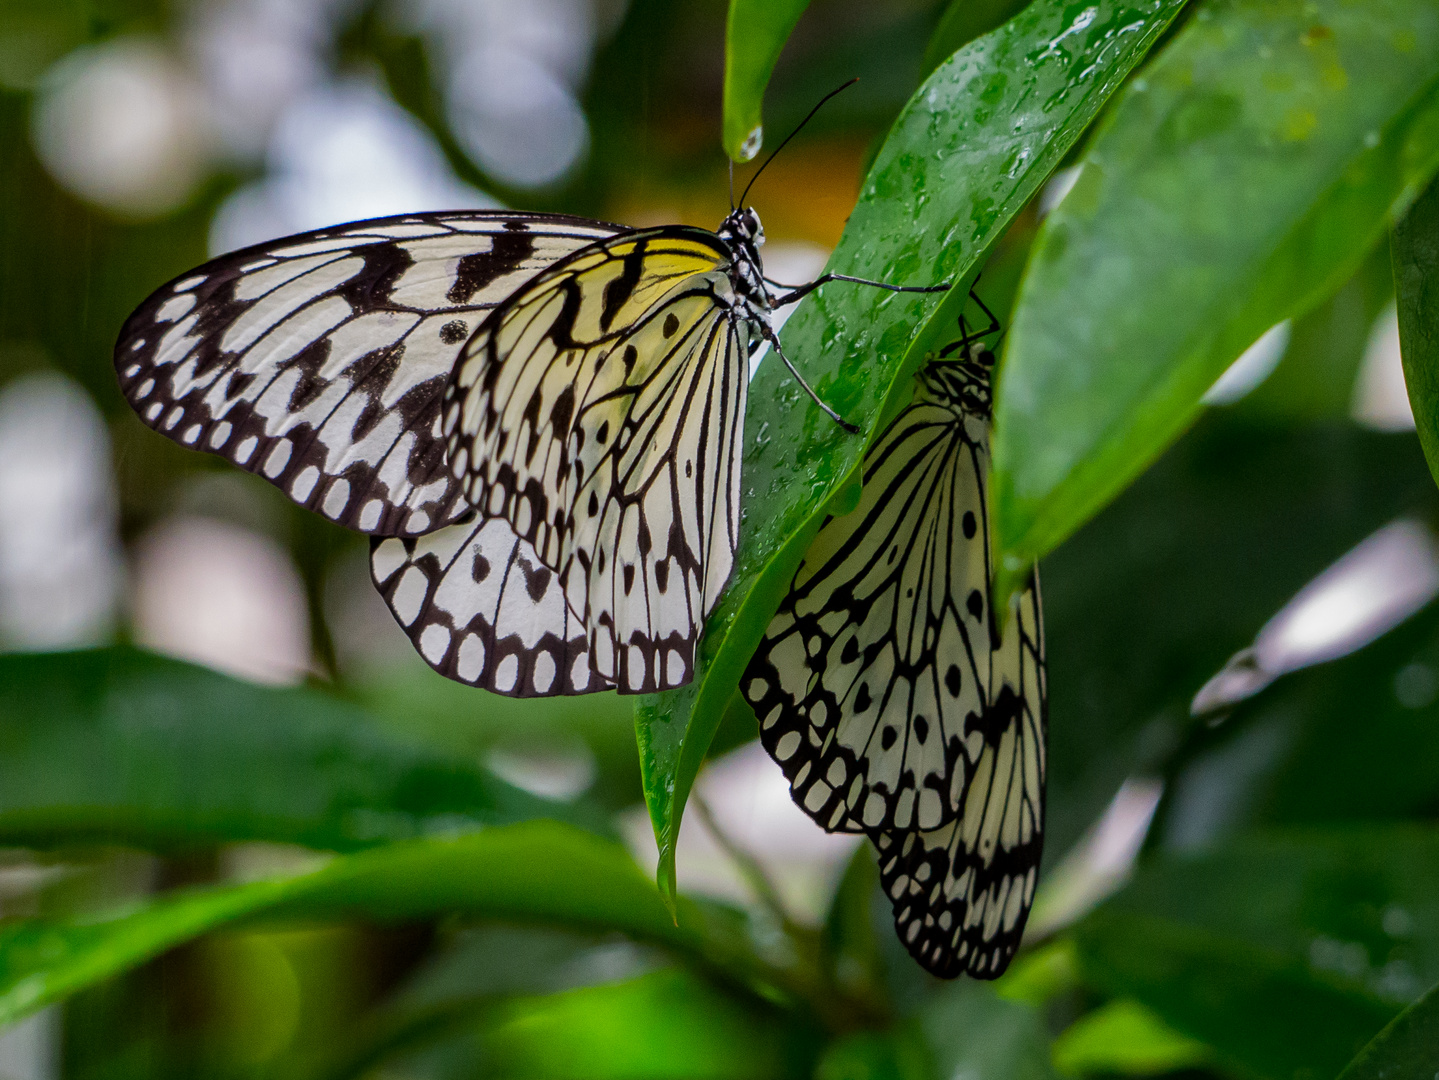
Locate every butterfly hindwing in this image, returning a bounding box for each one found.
[115,211,622,536]
[875,575,1045,979]
[445,228,748,693]
[371,517,609,696]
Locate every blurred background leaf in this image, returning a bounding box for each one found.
[0,647,597,852]
[721,0,813,161]
[1394,174,1439,489]
[1337,977,1439,1080]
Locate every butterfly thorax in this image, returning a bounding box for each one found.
[716,206,774,318]
[925,351,995,421]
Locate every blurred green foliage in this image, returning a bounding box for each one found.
[0,0,1436,1078]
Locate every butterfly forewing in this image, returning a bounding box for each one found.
[743,359,1047,978]
[371,517,609,696]
[115,211,621,536]
[746,368,999,833]
[445,228,748,693]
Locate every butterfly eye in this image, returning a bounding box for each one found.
[976,347,996,367]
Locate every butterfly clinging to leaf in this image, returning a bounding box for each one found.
[743,296,1047,979]
[114,82,948,697]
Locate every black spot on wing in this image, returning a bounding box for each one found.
[448,229,535,304]
[600,240,646,332]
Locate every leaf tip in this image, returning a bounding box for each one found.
[738,126,763,161]
[657,846,679,923]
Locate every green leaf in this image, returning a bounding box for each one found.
[639,0,1188,907]
[1076,909,1397,1080]
[1394,173,1439,490]
[722,0,812,161]
[0,647,581,852]
[0,821,777,1028]
[484,968,818,1080]
[993,0,1439,592]
[1051,999,1212,1077]
[919,0,1030,82]
[1337,977,1439,1080]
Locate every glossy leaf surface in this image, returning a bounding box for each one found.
[994,0,1439,591]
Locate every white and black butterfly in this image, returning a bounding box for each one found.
[742,308,1046,979]
[115,89,946,698]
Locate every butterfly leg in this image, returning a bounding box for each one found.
[768,274,951,308]
[757,321,860,434]
[939,286,1002,359]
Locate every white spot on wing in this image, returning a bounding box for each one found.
[290,466,320,502]
[495,653,519,692]
[263,439,292,477]
[419,623,451,663]
[155,293,196,322]
[457,634,486,681]
[323,478,350,519]
[392,567,428,625]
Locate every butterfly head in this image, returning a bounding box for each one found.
[719,206,765,250]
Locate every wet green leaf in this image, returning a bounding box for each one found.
[993,0,1439,594]
[1394,173,1439,490]
[722,0,812,161]
[0,648,583,852]
[639,0,1187,908]
[0,822,774,1028]
[1337,977,1439,1080]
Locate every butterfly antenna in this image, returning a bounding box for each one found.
[738,77,858,207]
[728,159,735,211]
